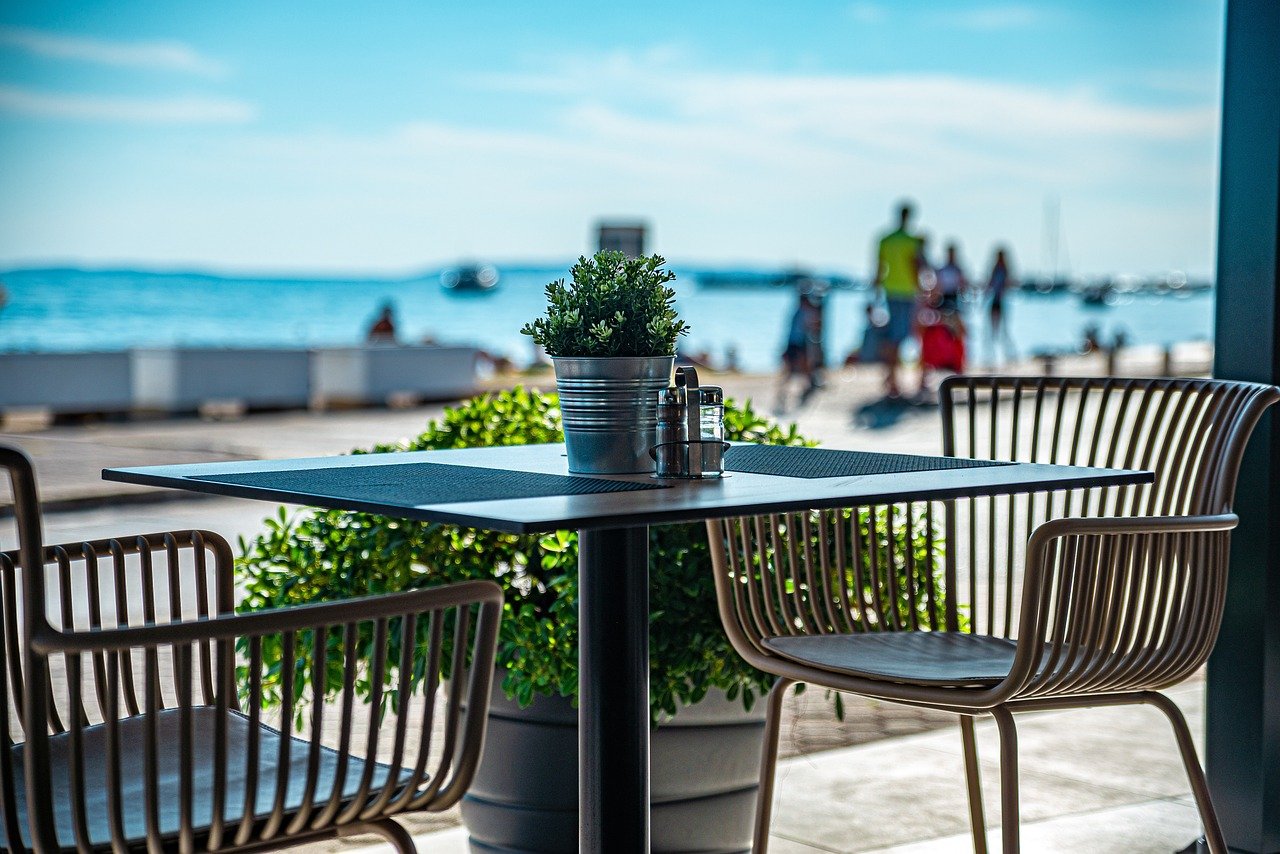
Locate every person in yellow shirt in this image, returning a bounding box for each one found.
[871,202,925,397]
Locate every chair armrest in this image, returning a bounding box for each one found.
[999,513,1237,696]
[31,580,502,655]
[1026,513,1238,542]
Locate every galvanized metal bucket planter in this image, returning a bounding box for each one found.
[553,355,675,474]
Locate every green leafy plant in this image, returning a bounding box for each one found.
[236,387,944,721]
[519,251,689,357]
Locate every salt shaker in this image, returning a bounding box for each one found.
[699,385,725,473]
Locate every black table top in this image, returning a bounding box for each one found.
[104,443,1153,534]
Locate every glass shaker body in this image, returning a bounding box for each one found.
[699,386,725,474]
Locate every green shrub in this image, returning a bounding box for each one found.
[519,251,689,357]
[236,387,944,721]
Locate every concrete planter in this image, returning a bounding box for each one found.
[310,345,478,408]
[132,348,311,412]
[0,351,132,413]
[461,674,765,853]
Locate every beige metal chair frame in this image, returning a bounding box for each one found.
[0,445,503,853]
[706,376,1280,853]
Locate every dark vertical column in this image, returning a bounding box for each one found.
[1209,2,1280,852]
[578,526,650,853]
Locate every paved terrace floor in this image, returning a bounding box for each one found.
[1,348,1216,851]
[383,680,1208,853]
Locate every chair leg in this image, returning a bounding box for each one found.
[340,818,417,853]
[753,677,794,854]
[960,714,989,854]
[1141,691,1228,854]
[990,706,1020,854]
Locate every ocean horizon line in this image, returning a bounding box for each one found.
[0,262,1214,286]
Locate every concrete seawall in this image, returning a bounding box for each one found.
[0,344,479,418]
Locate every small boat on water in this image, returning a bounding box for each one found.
[1079,282,1113,307]
[441,264,499,293]
[1018,277,1073,295]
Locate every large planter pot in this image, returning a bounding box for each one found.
[552,355,674,474]
[461,677,766,853]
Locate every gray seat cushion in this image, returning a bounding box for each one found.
[763,631,1033,687]
[4,705,402,852]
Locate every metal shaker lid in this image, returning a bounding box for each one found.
[658,385,687,406]
[699,386,724,405]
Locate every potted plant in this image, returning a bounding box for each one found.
[520,250,688,473]
[237,388,943,853]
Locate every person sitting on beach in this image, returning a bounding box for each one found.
[846,302,885,367]
[367,302,398,344]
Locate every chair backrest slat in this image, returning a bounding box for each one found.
[939,376,1279,640]
[705,377,1279,685]
[708,501,948,652]
[1,531,233,744]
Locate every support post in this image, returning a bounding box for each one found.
[577,526,650,853]
[1209,2,1280,852]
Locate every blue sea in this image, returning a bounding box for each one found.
[0,266,1214,374]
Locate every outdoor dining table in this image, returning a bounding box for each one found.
[104,441,1152,853]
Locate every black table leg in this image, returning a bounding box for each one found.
[578,525,649,853]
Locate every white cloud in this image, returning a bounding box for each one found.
[0,49,1221,276]
[0,26,227,77]
[847,2,887,25]
[192,51,1216,272]
[473,58,1215,144]
[0,85,254,123]
[936,4,1049,31]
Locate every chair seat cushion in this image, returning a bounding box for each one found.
[763,631,1032,687]
[4,705,403,852]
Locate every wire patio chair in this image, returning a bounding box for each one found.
[0,445,503,853]
[706,376,1280,853]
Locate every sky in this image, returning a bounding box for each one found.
[0,1,1225,278]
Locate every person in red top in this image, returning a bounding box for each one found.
[366,302,398,343]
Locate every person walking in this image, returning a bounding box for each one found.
[776,287,824,412]
[871,202,925,398]
[985,247,1016,366]
[934,242,968,311]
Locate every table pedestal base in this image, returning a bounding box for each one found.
[578,525,650,853]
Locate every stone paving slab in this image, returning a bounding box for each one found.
[767,682,1204,853]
